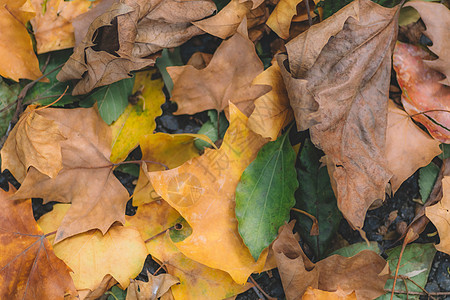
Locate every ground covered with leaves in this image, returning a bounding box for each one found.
[0,0,449,299]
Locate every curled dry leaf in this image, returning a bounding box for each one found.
[57,0,216,95]
[9,107,129,243]
[149,104,269,284]
[386,100,442,193]
[38,204,148,292]
[278,0,399,229]
[169,19,270,118]
[425,176,450,255]
[0,185,76,300]
[393,42,450,143]
[273,224,389,300]
[1,106,66,183]
[126,272,179,300]
[405,1,450,86]
[302,287,357,300]
[266,0,303,39]
[0,0,43,81]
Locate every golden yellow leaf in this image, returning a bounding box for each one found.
[149,103,269,284]
[110,70,165,163]
[38,204,148,292]
[248,61,293,140]
[266,0,303,39]
[302,286,357,300]
[0,0,43,81]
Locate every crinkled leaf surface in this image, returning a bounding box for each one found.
[393,42,450,143]
[9,107,129,243]
[235,130,297,260]
[0,186,76,300]
[149,104,269,284]
[38,204,148,291]
[126,272,179,300]
[110,70,165,163]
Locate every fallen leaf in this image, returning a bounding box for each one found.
[0,79,21,138]
[149,104,269,284]
[393,42,450,143]
[30,0,103,54]
[1,106,66,183]
[0,0,43,81]
[57,0,216,94]
[235,130,297,260]
[168,19,270,118]
[266,0,303,39]
[0,185,76,299]
[38,204,147,292]
[425,176,450,255]
[9,107,129,243]
[110,69,165,163]
[419,162,440,203]
[126,272,179,300]
[278,0,399,229]
[126,200,252,299]
[248,61,293,140]
[405,1,450,85]
[273,223,389,300]
[133,133,202,206]
[302,287,357,300]
[386,100,442,193]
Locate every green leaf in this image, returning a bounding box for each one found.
[106,285,126,300]
[194,110,228,150]
[419,162,440,203]
[377,243,436,300]
[330,241,380,257]
[440,143,450,159]
[25,49,76,107]
[0,78,20,138]
[213,0,230,11]
[81,77,135,125]
[156,48,183,96]
[235,131,298,260]
[115,164,140,177]
[294,139,342,258]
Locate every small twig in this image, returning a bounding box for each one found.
[249,276,275,300]
[390,239,407,300]
[144,225,176,243]
[113,160,169,170]
[305,0,312,27]
[41,54,52,74]
[291,207,319,236]
[152,264,165,276]
[386,289,450,296]
[401,275,437,300]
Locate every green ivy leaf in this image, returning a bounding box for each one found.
[440,143,450,159]
[419,162,440,203]
[294,139,342,258]
[0,79,20,138]
[235,131,298,260]
[106,285,126,300]
[194,110,228,150]
[81,77,135,125]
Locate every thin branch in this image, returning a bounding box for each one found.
[305,0,312,27]
[385,289,450,296]
[249,276,275,300]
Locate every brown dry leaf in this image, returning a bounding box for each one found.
[126,272,179,300]
[393,42,450,144]
[405,1,450,85]
[186,52,213,69]
[168,19,270,118]
[57,0,216,95]
[126,200,253,299]
[248,61,293,140]
[77,275,117,300]
[278,0,399,229]
[193,0,268,39]
[273,224,388,300]
[30,0,104,54]
[302,287,357,300]
[0,0,43,81]
[9,107,129,243]
[386,100,442,192]
[1,106,66,183]
[266,0,303,39]
[425,176,450,255]
[149,104,269,284]
[0,185,77,299]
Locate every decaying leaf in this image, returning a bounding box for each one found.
[30,0,103,54]
[405,1,450,85]
[126,200,252,299]
[393,42,450,144]
[0,185,76,300]
[425,176,450,255]
[57,0,216,95]
[266,0,303,39]
[386,100,442,193]
[248,61,293,140]
[168,19,270,118]
[273,223,389,300]
[1,106,66,183]
[0,0,43,81]
[9,107,129,243]
[110,69,165,163]
[126,272,179,300]
[149,104,269,284]
[278,0,399,229]
[302,287,357,300]
[38,204,148,292]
